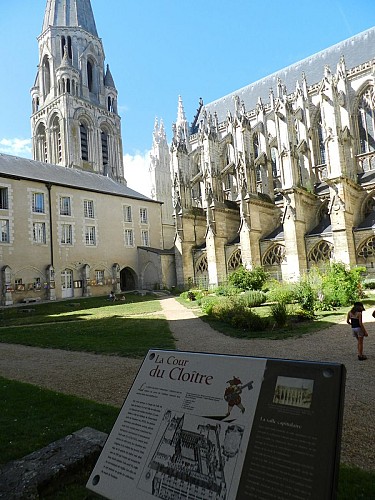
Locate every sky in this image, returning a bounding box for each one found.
[0,0,374,195]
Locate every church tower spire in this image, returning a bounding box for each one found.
[149,119,174,248]
[31,0,124,182]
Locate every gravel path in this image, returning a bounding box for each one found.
[0,297,374,471]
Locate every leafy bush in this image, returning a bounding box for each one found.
[180,289,207,301]
[364,280,375,290]
[270,301,289,327]
[266,280,297,304]
[201,295,267,331]
[228,266,269,291]
[295,278,316,315]
[212,284,240,296]
[321,263,365,307]
[239,290,267,308]
[200,296,222,315]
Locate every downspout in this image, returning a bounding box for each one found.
[46,183,54,267]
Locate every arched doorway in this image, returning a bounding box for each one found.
[120,267,138,291]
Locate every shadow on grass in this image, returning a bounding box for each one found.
[0,294,161,327]
[0,315,174,358]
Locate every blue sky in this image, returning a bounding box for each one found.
[0,0,374,194]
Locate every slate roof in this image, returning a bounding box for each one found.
[200,26,375,124]
[358,170,375,186]
[262,225,285,241]
[306,216,332,237]
[0,153,158,203]
[42,0,98,37]
[138,246,175,255]
[354,211,375,231]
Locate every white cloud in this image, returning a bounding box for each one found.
[0,138,32,157]
[123,150,152,197]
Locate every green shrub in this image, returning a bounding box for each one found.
[239,290,267,307]
[364,280,375,290]
[180,289,207,301]
[270,301,289,327]
[228,266,269,291]
[232,307,267,331]
[295,278,316,315]
[201,296,222,315]
[201,295,267,331]
[321,263,365,307]
[266,281,297,304]
[212,284,240,296]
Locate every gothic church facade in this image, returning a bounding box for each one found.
[153,27,375,286]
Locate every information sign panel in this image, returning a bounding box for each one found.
[87,350,345,500]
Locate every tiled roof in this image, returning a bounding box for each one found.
[200,27,375,123]
[0,153,158,203]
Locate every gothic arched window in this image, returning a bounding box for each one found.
[51,115,62,164]
[308,241,333,264]
[42,56,51,98]
[253,134,259,159]
[228,249,242,271]
[195,255,208,276]
[358,86,375,154]
[101,130,109,173]
[271,147,280,177]
[87,61,93,92]
[317,114,326,165]
[80,123,89,161]
[358,236,375,259]
[226,144,235,165]
[36,123,48,163]
[263,244,285,266]
[363,194,375,217]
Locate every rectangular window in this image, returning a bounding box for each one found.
[85,226,96,246]
[60,196,71,216]
[61,224,72,244]
[0,187,8,209]
[125,229,134,246]
[0,219,9,242]
[95,270,104,285]
[141,230,150,247]
[32,192,45,213]
[33,222,46,243]
[124,205,132,222]
[84,200,95,218]
[140,207,148,224]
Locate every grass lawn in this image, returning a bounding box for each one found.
[2,377,374,500]
[0,295,175,357]
[0,294,161,327]
[0,377,119,466]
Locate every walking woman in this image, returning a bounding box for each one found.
[347,302,368,360]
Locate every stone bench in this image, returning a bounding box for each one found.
[21,297,41,304]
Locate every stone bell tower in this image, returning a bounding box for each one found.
[31,0,124,182]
